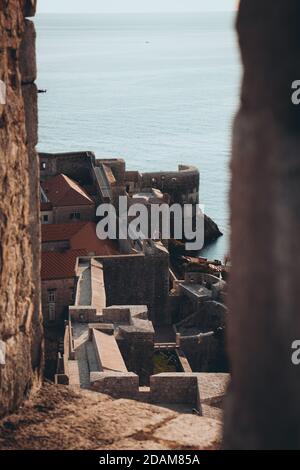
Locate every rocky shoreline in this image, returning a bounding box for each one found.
[204,214,223,247]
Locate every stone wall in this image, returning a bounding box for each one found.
[224,0,300,449]
[177,301,227,333]
[180,334,228,373]
[95,158,126,184]
[0,0,43,417]
[69,306,98,323]
[141,165,200,205]
[111,306,155,386]
[117,331,154,386]
[150,373,201,411]
[52,204,95,224]
[39,151,96,185]
[102,250,170,325]
[90,371,139,399]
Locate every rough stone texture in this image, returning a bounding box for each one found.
[90,372,139,398]
[149,373,228,415]
[114,306,155,385]
[198,373,229,408]
[102,250,170,326]
[0,0,42,417]
[100,439,172,451]
[224,0,300,449]
[22,16,42,378]
[22,83,38,146]
[153,415,222,450]
[19,20,37,84]
[201,404,223,422]
[0,383,222,450]
[150,373,200,409]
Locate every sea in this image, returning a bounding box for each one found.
[34,12,241,261]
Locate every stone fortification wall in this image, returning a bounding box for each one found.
[0,0,43,417]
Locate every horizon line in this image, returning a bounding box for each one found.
[36,10,236,15]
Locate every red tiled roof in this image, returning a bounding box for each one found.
[41,202,53,211]
[70,223,119,255]
[41,249,87,280]
[42,222,87,242]
[41,174,94,207]
[41,222,119,280]
[42,222,119,256]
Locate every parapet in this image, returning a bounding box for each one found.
[89,371,229,412]
[69,306,98,323]
[149,372,229,413]
[95,158,126,184]
[141,164,199,184]
[90,371,139,399]
[39,151,96,184]
[102,305,155,337]
[141,165,200,205]
[150,373,202,411]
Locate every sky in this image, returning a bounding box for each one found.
[37,0,237,14]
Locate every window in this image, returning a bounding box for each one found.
[41,162,47,170]
[70,212,81,220]
[47,289,56,303]
[43,214,49,223]
[48,303,56,322]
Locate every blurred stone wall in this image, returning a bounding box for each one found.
[224,0,300,449]
[0,0,43,417]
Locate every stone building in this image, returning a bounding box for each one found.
[58,255,229,401]
[42,249,85,325]
[41,228,119,325]
[41,221,118,254]
[41,173,96,224]
[171,272,228,373]
[39,152,125,206]
[102,242,170,326]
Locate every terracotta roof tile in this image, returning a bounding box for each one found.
[41,249,87,280]
[42,222,86,242]
[41,202,53,211]
[42,222,119,256]
[41,222,119,280]
[41,174,94,207]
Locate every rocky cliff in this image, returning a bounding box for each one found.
[204,214,223,247]
[0,0,43,417]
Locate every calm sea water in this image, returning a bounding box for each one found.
[35,13,241,261]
